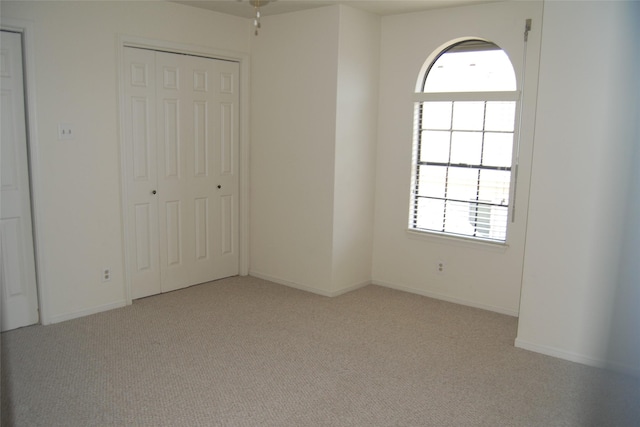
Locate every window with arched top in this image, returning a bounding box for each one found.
[409,39,519,242]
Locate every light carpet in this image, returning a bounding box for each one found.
[2,276,639,426]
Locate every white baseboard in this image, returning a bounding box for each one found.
[331,279,371,296]
[371,279,519,317]
[249,271,370,297]
[46,300,127,325]
[515,338,640,378]
[514,338,608,368]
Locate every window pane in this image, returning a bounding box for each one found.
[482,132,513,167]
[420,131,450,163]
[444,200,474,236]
[417,165,447,198]
[424,41,516,93]
[447,167,478,201]
[422,102,452,130]
[478,169,510,205]
[469,201,493,237]
[415,198,444,231]
[485,102,516,131]
[452,102,484,131]
[450,131,482,165]
[488,206,508,240]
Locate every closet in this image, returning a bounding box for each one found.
[1,30,39,330]
[123,47,239,299]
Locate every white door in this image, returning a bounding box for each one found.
[123,47,239,299]
[0,30,39,331]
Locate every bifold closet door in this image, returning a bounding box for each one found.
[124,47,239,299]
[1,30,39,331]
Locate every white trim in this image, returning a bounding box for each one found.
[372,278,519,317]
[413,90,520,102]
[116,36,132,304]
[116,35,251,304]
[515,338,607,368]
[121,36,245,64]
[406,229,509,253]
[238,52,251,276]
[1,18,51,325]
[514,338,640,378]
[249,271,370,298]
[48,300,127,325]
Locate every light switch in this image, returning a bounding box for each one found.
[58,123,74,140]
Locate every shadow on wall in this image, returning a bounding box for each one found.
[606,2,640,379]
[592,15,640,420]
[605,112,640,376]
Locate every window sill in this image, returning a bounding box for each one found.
[405,229,509,253]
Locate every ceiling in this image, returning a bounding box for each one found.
[172,0,497,19]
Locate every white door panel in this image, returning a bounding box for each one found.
[0,30,39,331]
[124,47,239,299]
[155,51,193,292]
[124,47,161,299]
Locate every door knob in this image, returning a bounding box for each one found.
[152,190,157,195]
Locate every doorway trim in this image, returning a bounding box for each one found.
[116,35,251,304]
[0,18,50,325]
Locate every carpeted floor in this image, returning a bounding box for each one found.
[2,276,639,426]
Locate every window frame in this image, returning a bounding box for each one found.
[409,39,521,244]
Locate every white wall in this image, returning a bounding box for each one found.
[372,1,543,316]
[249,6,340,292]
[249,5,379,296]
[516,1,640,375]
[1,1,250,323]
[331,6,380,293]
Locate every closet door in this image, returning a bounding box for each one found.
[1,31,39,330]
[124,48,161,299]
[124,47,239,299]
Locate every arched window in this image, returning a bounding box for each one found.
[409,39,518,242]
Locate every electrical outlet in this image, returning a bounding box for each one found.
[102,268,111,282]
[58,123,74,140]
[436,261,445,275]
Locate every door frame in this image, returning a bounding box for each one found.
[0,18,50,325]
[117,35,250,304]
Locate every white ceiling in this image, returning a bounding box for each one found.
[172,0,498,19]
